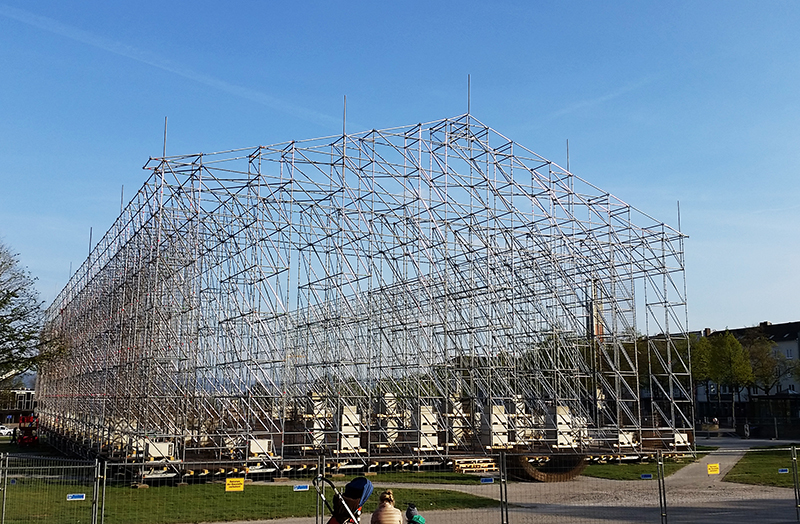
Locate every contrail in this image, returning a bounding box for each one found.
[550,75,657,118]
[0,4,343,130]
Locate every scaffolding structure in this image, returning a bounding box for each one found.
[39,114,692,466]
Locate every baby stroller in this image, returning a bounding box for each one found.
[313,475,374,524]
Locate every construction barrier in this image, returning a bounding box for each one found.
[1,446,799,523]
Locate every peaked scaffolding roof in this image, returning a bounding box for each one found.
[40,114,692,462]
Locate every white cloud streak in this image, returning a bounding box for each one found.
[550,76,658,118]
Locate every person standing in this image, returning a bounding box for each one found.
[371,490,403,524]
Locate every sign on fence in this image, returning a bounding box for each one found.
[294,484,310,491]
[707,463,720,475]
[480,477,494,484]
[226,478,245,492]
[779,468,790,474]
[66,494,86,501]
[641,473,653,480]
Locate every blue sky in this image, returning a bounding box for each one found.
[0,1,798,332]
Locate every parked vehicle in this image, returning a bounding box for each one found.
[0,426,12,436]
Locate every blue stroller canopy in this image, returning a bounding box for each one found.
[344,476,374,508]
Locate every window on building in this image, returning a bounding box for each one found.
[791,384,797,392]
[787,347,795,360]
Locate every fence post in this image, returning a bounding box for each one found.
[101,461,108,524]
[316,455,325,524]
[792,446,799,522]
[91,458,100,524]
[1,453,8,524]
[498,452,509,524]
[657,450,668,523]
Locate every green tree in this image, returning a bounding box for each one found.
[0,242,59,377]
[746,335,793,396]
[708,331,753,427]
[691,335,713,407]
[0,375,26,410]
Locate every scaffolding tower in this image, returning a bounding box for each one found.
[39,114,692,465]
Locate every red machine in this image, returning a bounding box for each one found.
[17,415,38,447]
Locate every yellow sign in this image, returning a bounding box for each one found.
[707,463,720,475]
[226,478,245,492]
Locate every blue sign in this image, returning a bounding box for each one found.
[641,474,653,480]
[67,494,86,501]
[779,468,790,474]
[480,477,494,484]
[293,484,310,491]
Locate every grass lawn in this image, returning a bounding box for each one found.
[724,445,800,488]
[0,478,498,524]
[582,451,710,481]
[106,483,498,524]
[5,483,96,524]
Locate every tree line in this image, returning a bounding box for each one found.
[692,328,796,427]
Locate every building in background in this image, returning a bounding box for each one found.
[695,320,800,437]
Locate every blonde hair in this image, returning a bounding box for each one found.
[379,490,395,505]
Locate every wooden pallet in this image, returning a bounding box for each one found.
[453,458,498,473]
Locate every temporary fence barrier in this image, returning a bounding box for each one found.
[0,455,99,524]
[0,448,799,523]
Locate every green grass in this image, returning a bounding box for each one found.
[0,479,498,524]
[106,484,497,524]
[4,480,97,524]
[580,445,800,487]
[724,445,800,488]
[582,454,703,481]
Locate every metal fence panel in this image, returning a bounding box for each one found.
[505,453,662,524]
[662,446,799,523]
[98,457,503,524]
[504,447,800,524]
[2,447,800,523]
[1,455,97,524]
